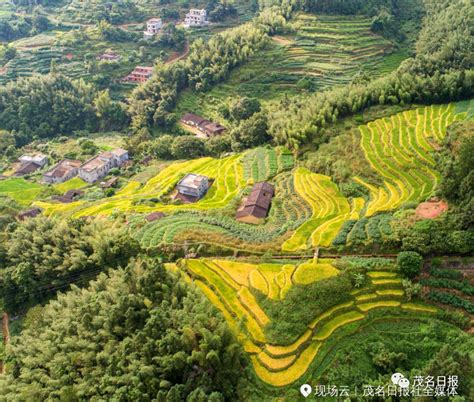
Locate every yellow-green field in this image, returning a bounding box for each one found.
[282,167,364,251]
[177,259,435,387]
[355,103,466,216]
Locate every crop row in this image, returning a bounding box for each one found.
[357,104,464,216]
[184,257,439,387]
[131,171,311,250]
[333,213,394,247]
[282,168,362,251]
[242,147,294,182]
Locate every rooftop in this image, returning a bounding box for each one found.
[181,112,207,126]
[178,173,208,189]
[44,159,81,178]
[112,148,128,157]
[236,182,275,220]
[14,161,41,176]
[204,122,225,133]
[80,155,107,172]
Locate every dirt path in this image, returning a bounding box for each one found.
[415,201,448,219]
[1,312,10,375]
[165,42,190,64]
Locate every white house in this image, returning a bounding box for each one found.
[176,174,209,199]
[144,18,163,39]
[184,9,208,28]
[19,153,48,167]
[78,148,129,183]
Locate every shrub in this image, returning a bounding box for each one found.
[171,136,205,159]
[397,251,423,279]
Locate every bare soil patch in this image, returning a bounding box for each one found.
[416,201,448,219]
[272,36,293,46]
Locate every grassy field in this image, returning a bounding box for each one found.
[175,13,401,119]
[0,178,44,205]
[178,258,438,387]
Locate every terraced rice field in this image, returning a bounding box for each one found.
[355,103,468,216]
[176,13,398,116]
[0,47,62,85]
[282,167,364,251]
[35,148,297,221]
[242,147,294,182]
[36,154,247,216]
[131,171,312,251]
[179,260,437,387]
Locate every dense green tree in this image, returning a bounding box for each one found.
[228,96,261,121]
[1,217,140,312]
[397,251,423,278]
[151,134,175,159]
[230,112,270,150]
[0,130,15,153]
[0,74,126,144]
[0,258,246,400]
[205,134,232,157]
[437,121,474,228]
[171,136,206,159]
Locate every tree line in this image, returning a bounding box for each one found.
[0,74,128,147]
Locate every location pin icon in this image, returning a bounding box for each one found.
[300,384,312,398]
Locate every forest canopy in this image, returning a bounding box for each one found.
[0,258,247,400]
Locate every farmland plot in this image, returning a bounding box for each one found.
[179,259,436,387]
[355,103,467,216]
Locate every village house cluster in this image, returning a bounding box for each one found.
[180,113,226,137]
[15,149,128,185]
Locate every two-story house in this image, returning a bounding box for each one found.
[143,18,163,39]
[184,9,208,28]
[176,174,209,200]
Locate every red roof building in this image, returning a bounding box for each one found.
[123,66,153,83]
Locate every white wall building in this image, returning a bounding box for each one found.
[184,9,208,28]
[144,18,163,39]
[177,174,209,198]
[78,149,129,183]
[19,153,48,167]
